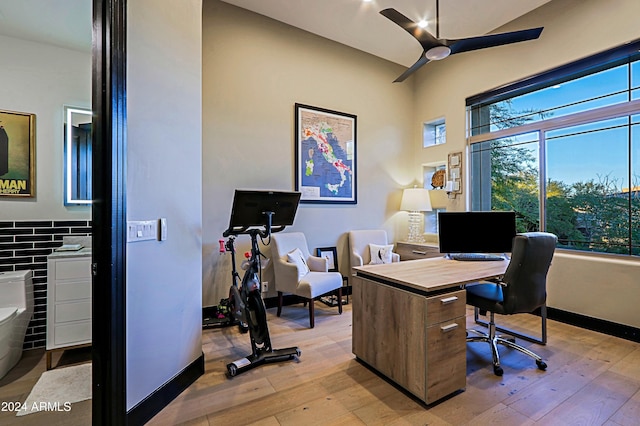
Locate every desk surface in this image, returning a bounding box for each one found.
[354,256,509,293]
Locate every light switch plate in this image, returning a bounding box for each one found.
[127,220,158,243]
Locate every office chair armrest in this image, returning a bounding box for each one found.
[307,255,328,272]
[487,277,507,286]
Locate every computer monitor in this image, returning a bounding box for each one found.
[225,190,301,235]
[438,211,516,254]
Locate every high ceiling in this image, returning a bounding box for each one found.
[220,0,552,66]
[0,0,92,52]
[0,0,551,66]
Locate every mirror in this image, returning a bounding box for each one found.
[64,106,92,205]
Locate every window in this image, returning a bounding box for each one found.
[423,118,446,147]
[468,40,640,256]
[470,133,540,232]
[424,208,445,234]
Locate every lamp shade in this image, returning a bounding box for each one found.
[400,188,432,212]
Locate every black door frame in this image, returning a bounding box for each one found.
[92,0,127,424]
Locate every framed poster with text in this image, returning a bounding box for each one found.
[0,109,35,198]
[295,103,356,204]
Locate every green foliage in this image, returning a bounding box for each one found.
[485,103,637,255]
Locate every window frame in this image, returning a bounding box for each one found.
[466,41,640,257]
[423,117,446,148]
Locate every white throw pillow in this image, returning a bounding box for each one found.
[287,247,310,280]
[369,243,394,264]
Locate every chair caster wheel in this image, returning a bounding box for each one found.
[536,360,547,370]
[493,365,504,376]
[227,363,237,377]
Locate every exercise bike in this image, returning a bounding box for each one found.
[222,190,302,377]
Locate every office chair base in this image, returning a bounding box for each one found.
[474,305,547,345]
[467,323,547,376]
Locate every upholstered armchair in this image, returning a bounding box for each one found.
[271,232,343,328]
[348,229,400,276]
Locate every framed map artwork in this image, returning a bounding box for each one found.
[295,103,356,204]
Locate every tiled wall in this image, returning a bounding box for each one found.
[0,220,91,350]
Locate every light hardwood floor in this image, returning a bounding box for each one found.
[2,302,639,425]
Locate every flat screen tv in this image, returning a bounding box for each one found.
[438,211,516,254]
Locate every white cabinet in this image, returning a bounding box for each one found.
[46,254,91,369]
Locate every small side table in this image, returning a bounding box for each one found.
[395,241,441,261]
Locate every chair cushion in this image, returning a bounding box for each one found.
[287,248,310,280]
[297,271,343,299]
[466,282,507,315]
[369,243,394,264]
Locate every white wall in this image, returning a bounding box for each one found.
[0,35,90,220]
[202,0,416,306]
[411,0,640,327]
[126,0,203,409]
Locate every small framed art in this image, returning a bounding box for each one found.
[316,246,338,272]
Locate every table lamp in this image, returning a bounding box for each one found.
[400,187,432,243]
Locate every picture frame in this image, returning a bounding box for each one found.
[295,103,357,204]
[316,246,338,272]
[447,151,463,195]
[0,109,36,198]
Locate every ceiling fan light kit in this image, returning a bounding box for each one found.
[425,46,451,61]
[380,1,543,82]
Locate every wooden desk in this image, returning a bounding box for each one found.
[352,256,508,404]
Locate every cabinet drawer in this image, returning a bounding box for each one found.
[54,321,91,346]
[55,281,91,302]
[426,289,465,325]
[55,259,91,280]
[395,242,441,261]
[425,316,466,403]
[55,301,91,323]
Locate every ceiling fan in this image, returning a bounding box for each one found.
[380,1,543,82]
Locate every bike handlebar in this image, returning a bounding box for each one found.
[222,211,287,238]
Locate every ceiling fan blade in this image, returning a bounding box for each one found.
[448,27,543,55]
[393,55,430,83]
[380,8,439,50]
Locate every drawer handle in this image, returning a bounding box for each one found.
[440,323,459,333]
[411,250,427,255]
[440,296,458,305]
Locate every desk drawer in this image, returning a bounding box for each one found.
[426,289,465,325]
[395,242,441,261]
[425,316,466,403]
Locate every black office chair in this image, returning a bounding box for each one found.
[466,232,557,376]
